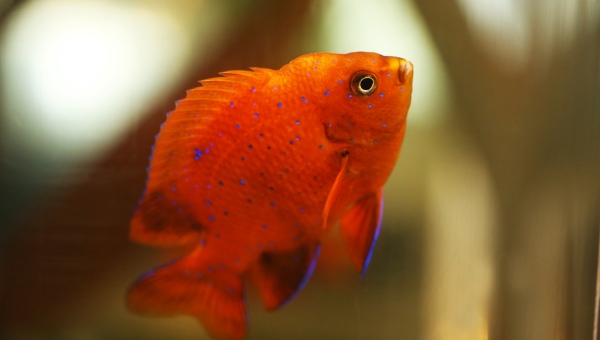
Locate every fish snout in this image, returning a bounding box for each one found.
[398,59,413,85]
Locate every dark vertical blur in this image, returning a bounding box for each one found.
[415,1,600,339]
[0,0,598,339]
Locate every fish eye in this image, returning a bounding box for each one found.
[351,73,378,96]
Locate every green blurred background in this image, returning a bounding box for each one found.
[0,0,598,339]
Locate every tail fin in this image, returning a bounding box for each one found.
[126,249,247,340]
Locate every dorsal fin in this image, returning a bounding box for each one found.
[132,68,273,247]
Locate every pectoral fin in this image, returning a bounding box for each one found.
[340,189,384,275]
[322,152,351,229]
[252,243,321,310]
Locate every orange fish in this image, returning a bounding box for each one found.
[127,51,413,339]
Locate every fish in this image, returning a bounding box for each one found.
[127,51,413,339]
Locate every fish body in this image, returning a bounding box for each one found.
[128,52,413,339]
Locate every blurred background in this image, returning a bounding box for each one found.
[0,0,598,339]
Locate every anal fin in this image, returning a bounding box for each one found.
[252,243,321,310]
[340,189,384,275]
[127,248,246,340]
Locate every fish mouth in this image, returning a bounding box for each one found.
[397,59,413,85]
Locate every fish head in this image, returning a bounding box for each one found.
[294,52,413,146]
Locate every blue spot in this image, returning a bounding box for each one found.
[296,136,300,141]
[254,113,259,118]
[257,244,263,250]
[277,102,283,107]
[235,124,240,129]
[209,215,215,222]
[240,179,245,185]
[306,73,311,77]
[368,104,373,109]
[324,89,330,96]
[387,73,391,77]
[400,87,404,91]
[270,201,276,206]
[262,224,268,229]
[200,239,206,247]
[300,96,308,103]
[251,87,256,92]
[218,181,224,186]
[206,184,211,189]
[295,223,301,228]
[206,199,211,206]
[300,207,305,212]
[348,94,353,98]
[296,120,300,124]
[171,185,176,191]
[229,102,234,108]
[338,80,342,84]
[319,145,323,149]
[209,142,214,147]
[196,272,204,279]
[248,144,253,149]
[314,66,318,70]
[215,232,220,238]
[273,86,278,90]
[289,140,294,145]
[379,93,384,97]
[315,60,319,64]
[217,132,222,137]
[350,137,355,142]
[205,148,210,154]
[259,133,263,138]
[373,140,378,144]
[269,241,276,247]
[349,122,353,126]
[209,266,216,272]
[234,258,240,263]
[371,58,376,63]
[333,59,337,63]
[382,123,387,127]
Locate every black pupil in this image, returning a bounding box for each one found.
[360,77,374,91]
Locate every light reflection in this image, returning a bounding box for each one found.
[1,0,189,165]
[456,0,600,74]
[423,134,495,340]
